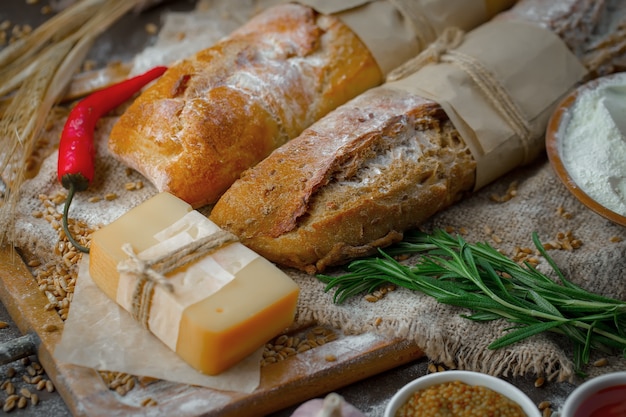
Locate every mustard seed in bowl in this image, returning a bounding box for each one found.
[385,371,541,417]
[395,380,527,417]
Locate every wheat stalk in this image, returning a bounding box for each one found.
[0,0,149,245]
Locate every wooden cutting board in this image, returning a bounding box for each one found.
[0,246,424,416]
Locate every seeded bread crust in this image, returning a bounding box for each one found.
[108,3,382,208]
[210,0,626,274]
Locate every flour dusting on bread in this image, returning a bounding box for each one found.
[108,3,382,208]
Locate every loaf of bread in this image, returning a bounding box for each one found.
[210,0,626,274]
[108,3,382,208]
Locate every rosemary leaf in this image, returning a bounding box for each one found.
[318,229,626,370]
[489,321,565,350]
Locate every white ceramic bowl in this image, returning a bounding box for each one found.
[559,372,626,417]
[384,370,541,417]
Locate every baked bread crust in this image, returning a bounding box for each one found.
[108,3,382,208]
[210,87,476,273]
[210,0,626,273]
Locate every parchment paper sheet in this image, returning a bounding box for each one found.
[54,256,263,393]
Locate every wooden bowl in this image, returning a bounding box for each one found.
[545,74,626,227]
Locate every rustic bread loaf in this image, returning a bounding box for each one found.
[108,3,382,208]
[210,0,626,274]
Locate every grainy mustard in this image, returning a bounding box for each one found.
[395,380,527,417]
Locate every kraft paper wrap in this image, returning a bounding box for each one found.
[298,0,515,75]
[386,19,588,189]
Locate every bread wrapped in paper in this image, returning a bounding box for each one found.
[108,0,514,208]
[210,0,626,273]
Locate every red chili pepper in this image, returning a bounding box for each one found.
[58,66,167,253]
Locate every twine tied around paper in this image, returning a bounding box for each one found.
[386,26,465,82]
[118,229,239,329]
[387,27,534,162]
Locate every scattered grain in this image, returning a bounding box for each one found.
[538,401,551,410]
[30,393,39,406]
[3,397,16,412]
[27,259,41,268]
[542,407,552,417]
[4,381,14,395]
[104,193,118,201]
[364,294,378,303]
[45,380,54,393]
[0,321,9,329]
[19,388,31,399]
[556,206,573,219]
[145,23,158,35]
[490,181,519,203]
[17,395,27,409]
[534,376,545,388]
[296,344,311,354]
[325,354,337,362]
[593,357,608,367]
[141,397,158,407]
[262,327,339,366]
[6,368,15,379]
[610,236,623,243]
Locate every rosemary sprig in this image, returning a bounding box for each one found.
[318,229,626,371]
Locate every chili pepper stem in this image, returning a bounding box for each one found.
[62,183,90,254]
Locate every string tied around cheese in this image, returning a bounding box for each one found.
[387,26,534,163]
[118,229,239,329]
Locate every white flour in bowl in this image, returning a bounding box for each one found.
[559,75,626,217]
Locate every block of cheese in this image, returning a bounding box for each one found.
[89,192,299,375]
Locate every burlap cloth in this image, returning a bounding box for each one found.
[4,1,626,388]
[8,107,626,387]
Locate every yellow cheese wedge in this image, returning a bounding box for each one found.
[89,192,300,375]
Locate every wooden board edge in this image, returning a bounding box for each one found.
[0,246,425,417]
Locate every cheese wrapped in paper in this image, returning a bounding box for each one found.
[89,192,299,375]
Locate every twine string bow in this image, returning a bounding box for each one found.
[117,229,238,329]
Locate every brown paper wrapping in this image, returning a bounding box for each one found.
[297,0,516,75]
[387,19,588,189]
